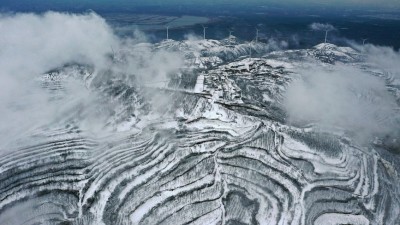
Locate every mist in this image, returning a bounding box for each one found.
[362,44,400,79]
[0,12,183,149]
[284,59,399,144]
[1,10,399,151]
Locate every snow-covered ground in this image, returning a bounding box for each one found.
[0,39,399,225]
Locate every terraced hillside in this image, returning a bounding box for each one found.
[0,40,399,225]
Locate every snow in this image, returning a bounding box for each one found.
[194,74,205,93]
[314,213,370,225]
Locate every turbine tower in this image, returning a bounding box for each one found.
[202,25,208,40]
[324,30,329,43]
[250,47,252,58]
[249,42,252,59]
[256,28,260,43]
[166,26,170,40]
[227,29,235,45]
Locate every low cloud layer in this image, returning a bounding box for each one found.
[284,62,399,143]
[0,12,118,76]
[0,12,117,147]
[362,44,400,76]
[0,12,183,149]
[1,11,398,150]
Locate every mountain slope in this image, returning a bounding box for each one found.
[0,41,399,225]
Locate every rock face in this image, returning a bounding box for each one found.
[0,40,399,225]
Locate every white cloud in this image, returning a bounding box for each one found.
[362,44,400,76]
[0,12,184,149]
[284,63,399,143]
[0,12,118,147]
[0,12,118,75]
[309,23,336,31]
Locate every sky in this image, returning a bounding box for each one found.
[1,0,400,12]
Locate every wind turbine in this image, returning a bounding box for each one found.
[324,29,329,43]
[166,26,170,40]
[310,23,335,44]
[226,29,235,46]
[256,28,260,43]
[202,25,208,40]
[249,42,253,59]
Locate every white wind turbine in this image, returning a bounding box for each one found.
[249,41,253,59]
[310,23,335,44]
[250,46,252,58]
[256,28,260,43]
[248,28,260,58]
[202,25,208,40]
[324,29,330,43]
[166,26,170,40]
[227,29,235,46]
